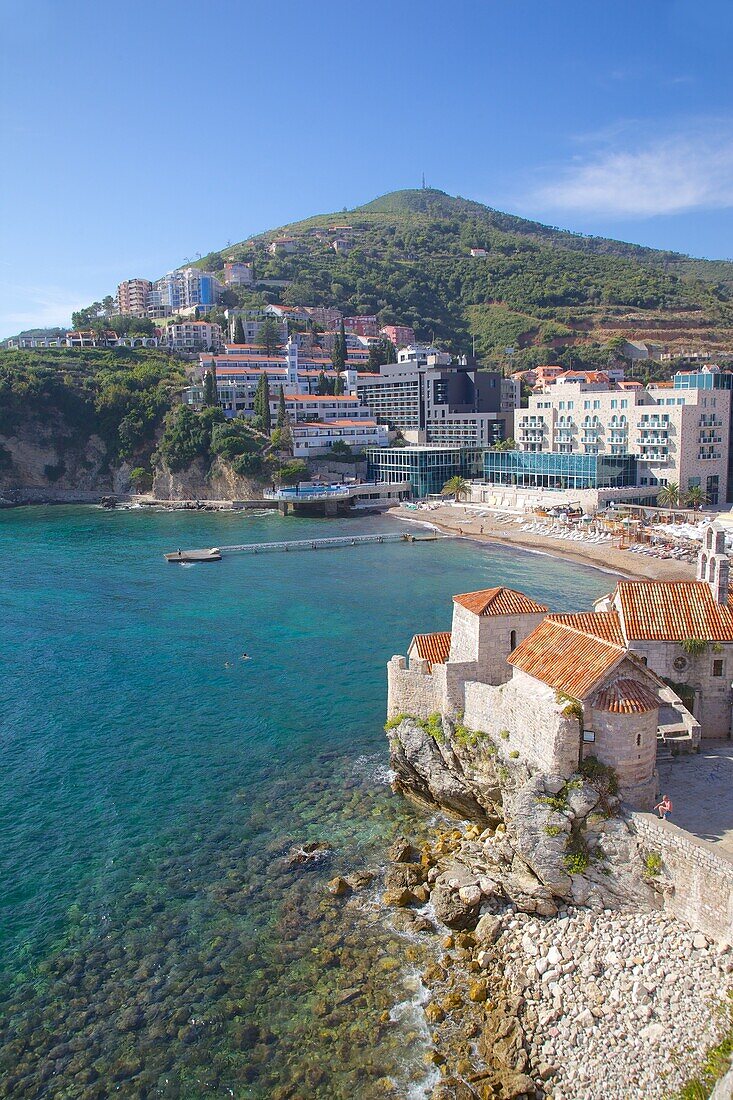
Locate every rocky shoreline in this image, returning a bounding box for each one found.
[364,715,733,1099]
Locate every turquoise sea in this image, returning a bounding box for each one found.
[0,506,612,1098]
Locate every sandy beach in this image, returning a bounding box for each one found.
[390,503,696,581]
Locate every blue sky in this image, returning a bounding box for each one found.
[3,0,733,338]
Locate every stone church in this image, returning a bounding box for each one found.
[388,523,733,809]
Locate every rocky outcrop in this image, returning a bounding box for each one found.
[0,418,117,496]
[387,716,655,916]
[388,717,502,824]
[151,456,267,502]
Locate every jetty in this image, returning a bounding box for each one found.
[165,548,222,562]
[165,532,444,561]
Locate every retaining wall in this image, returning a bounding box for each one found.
[631,812,733,944]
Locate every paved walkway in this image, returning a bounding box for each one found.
[657,740,733,856]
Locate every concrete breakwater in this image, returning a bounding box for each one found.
[382,714,733,1098]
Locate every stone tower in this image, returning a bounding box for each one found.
[448,587,549,686]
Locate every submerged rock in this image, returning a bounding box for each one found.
[286,840,332,868]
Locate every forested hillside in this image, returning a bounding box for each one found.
[0,348,185,493]
[198,189,733,366]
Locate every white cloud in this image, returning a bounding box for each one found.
[526,129,733,218]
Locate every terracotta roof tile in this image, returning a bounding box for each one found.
[547,611,626,646]
[592,678,659,715]
[616,581,733,642]
[453,587,549,617]
[508,619,625,699]
[410,632,452,667]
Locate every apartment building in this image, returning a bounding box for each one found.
[116,278,152,316]
[344,315,379,337]
[355,359,516,448]
[161,321,222,354]
[511,376,730,504]
[380,324,415,348]
[150,268,222,311]
[290,419,389,456]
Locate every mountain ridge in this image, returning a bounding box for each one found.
[198,188,733,366]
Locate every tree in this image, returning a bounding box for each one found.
[684,485,709,509]
[316,370,329,395]
[330,439,353,461]
[254,372,272,432]
[129,466,153,492]
[277,385,287,427]
[441,476,470,502]
[334,374,345,396]
[279,458,308,484]
[657,482,681,509]
[203,366,218,407]
[257,316,280,354]
[367,337,397,371]
[234,316,246,344]
[332,319,347,371]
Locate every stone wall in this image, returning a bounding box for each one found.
[631,813,733,944]
[386,656,476,720]
[387,656,443,719]
[464,670,581,776]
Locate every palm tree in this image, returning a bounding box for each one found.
[684,485,709,509]
[657,482,680,509]
[441,476,470,502]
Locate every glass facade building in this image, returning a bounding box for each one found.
[365,446,483,498]
[482,450,637,490]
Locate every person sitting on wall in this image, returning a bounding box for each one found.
[655,794,673,820]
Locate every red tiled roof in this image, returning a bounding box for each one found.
[453,587,549,617]
[547,611,626,646]
[410,632,452,666]
[592,678,659,715]
[616,581,733,642]
[508,618,625,699]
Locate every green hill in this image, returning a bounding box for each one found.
[200,188,733,366]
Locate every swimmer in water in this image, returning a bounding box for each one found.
[241,653,251,660]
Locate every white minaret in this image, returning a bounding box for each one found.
[285,337,299,391]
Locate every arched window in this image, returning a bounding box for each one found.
[636,733,641,747]
[510,630,517,651]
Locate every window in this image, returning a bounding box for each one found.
[713,659,724,677]
[510,630,516,651]
[636,734,641,747]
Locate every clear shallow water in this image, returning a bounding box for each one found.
[0,506,611,1097]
